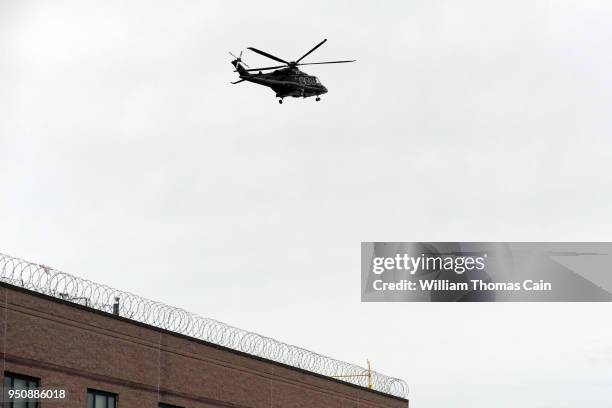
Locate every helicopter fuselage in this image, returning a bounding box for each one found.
[233,62,327,100]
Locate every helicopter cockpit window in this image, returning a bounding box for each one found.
[300,76,317,85]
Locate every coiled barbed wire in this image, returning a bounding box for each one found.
[0,253,407,398]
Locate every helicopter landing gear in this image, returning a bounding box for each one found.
[316,97,321,102]
[278,98,283,104]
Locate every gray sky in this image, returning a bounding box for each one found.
[1,1,611,407]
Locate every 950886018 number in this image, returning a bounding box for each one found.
[7,388,67,400]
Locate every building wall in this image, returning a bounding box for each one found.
[0,284,408,408]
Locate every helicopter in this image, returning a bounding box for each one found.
[230,39,355,104]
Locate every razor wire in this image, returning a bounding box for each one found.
[0,253,407,398]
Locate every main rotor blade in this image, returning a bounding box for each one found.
[231,79,246,84]
[295,38,327,64]
[245,65,287,72]
[247,47,289,64]
[296,60,356,66]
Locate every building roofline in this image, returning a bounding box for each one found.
[0,253,408,400]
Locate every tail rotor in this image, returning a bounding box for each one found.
[229,50,251,84]
[229,51,249,70]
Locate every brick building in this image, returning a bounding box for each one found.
[0,255,408,408]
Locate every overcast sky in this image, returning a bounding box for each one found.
[1,1,611,407]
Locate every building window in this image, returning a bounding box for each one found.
[87,389,117,408]
[3,372,40,408]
